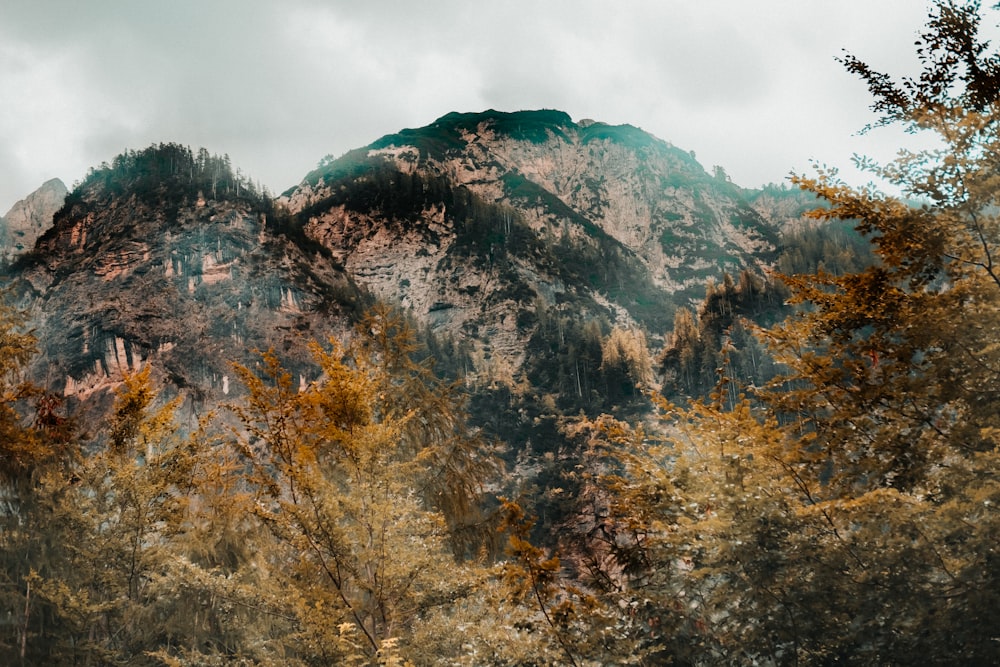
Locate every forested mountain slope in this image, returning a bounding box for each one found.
[8,144,364,417]
[0,112,810,433]
[283,109,779,372]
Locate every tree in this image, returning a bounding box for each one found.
[29,367,307,666]
[19,367,205,664]
[0,297,72,495]
[772,0,1000,495]
[576,397,794,664]
[599,326,652,403]
[661,306,704,396]
[228,306,502,664]
[580,1,1000,663]
[0,295,78,665]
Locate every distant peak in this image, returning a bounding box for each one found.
[41,178,69,192]
[8,178,69,214]
[0,177,69,259]
[3,178,68,218]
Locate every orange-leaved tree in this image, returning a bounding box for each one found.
[229,306,504,664]
[579,1,1000,664]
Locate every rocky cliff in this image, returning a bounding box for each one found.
[0,178,67,262]
[8,146,363,417]
[283,110,779,379]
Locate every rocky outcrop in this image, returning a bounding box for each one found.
[0,178,67,261]
[10,173,363,417]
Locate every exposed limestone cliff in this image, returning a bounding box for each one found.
[0,178,67,261]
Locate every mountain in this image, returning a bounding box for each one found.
[8,145,363,417]
[0,178,67,262]
[282,109,778,381]
[3,113,785,426]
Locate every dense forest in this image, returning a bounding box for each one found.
[4,1,1000,664]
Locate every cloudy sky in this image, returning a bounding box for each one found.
[0,0,973,213]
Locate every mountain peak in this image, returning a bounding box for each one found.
[0,177,68,261]
[430,108,574,137]
[281,109,778,382]
[366,109,668,158]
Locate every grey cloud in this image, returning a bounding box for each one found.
[0,0,960,211]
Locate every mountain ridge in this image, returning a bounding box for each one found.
[0,111,799,425]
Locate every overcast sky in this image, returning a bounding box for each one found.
[0,0,981,213]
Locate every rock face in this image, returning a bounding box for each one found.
[0,178,68,261]
[8,154,362,417]
[283,109,778,376]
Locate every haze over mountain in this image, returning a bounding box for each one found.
[0,1,943,216]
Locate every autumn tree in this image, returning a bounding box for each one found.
[20,368,222,665]
[749,4,1000,656]
[0,297,77,665]
[228,306,503,664]
[599,325,652,403]
[575,397,794,664]
[577,1,1000,663]
[783,0,1000,659]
